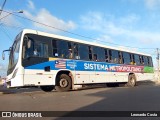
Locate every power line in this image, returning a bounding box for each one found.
[3,24,15,38]
[0,21,24,30]
[0,0,7,16]
[0,9,158,50]
[0,24,12,42]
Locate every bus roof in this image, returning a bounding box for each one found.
[22,29,151,57]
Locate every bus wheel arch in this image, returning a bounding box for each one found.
[55,70,73,92]
[127,73,137,87]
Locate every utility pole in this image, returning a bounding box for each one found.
[156,48,160,80]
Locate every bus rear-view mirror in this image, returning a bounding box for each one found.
[2,51,5,60]
[2,49,11,60]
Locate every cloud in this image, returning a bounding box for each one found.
[27,0,35,10]
[24,1,77,33]
[80,11,160,45]
[0,63,7,77]
[118,46,138,52]
[96,35,113,43]
[0,10,22,28]
[0,64,7,70]
[80,12,139,35]
[80,12,106,31]
[144,0,160,10]
[119,14,140,27]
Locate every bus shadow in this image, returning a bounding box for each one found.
[72,80,157,92]
[137,80,157,86]
[0,80,157,94]
[0,86,43,94]
[53,81,160,120]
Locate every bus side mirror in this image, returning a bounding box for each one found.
[2,51,5,60]
[2,49,11,60]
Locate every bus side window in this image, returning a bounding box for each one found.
[108,50,112,62]
[130,54,136,65]
[57,40,68,58]
[92,46,98,61]
[147,57,150,65]
[142,56,145,65]
[92,46,105,62]
[93,54,97,61]
[140,56,144,65]
[149,57,153,67]
[68,42,73,59]
[88,46,92,60]
[122,52,130,65]
[134,54,140,65]
[73,43,80,59]
[98,48,105,62]
[105,49,109,62]
[111,50,119,63]
[130,54,133,64]
[78,44,89,60]
[144,56,149,66]
[143,56,153,67]
[144,56,151,66]
[118,51,123,64]
[92,46,97,61]
[52,39,58,57]
[147,57,153,67]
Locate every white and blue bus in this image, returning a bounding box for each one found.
[2,29,154,92]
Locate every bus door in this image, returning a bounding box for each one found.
[22,34,53,86]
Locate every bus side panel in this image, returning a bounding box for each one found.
[7,66,24,87]
[95,72,128,83]
[75,71,94,84]
[136,73,154,81]
[74,61,95,84]
[10,74,24,87]
[23,69,56,86]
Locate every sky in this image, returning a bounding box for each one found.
[0,0,160,76]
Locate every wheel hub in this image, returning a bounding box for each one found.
[130,77,135,85]
[60,79,68,88]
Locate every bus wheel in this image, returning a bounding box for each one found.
[40,85,55,92]
[127,74,136,87]
[55,74,72,92]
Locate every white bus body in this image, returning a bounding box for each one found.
[3,29,154,91]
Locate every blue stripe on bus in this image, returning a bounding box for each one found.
[25,59,144,73]
[25,60,114,71]
[25,61,56,70]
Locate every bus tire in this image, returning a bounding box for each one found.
[127,74,136,87]
[55,74,72,92]
[40,85,55,92]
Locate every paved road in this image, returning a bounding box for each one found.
[0,81,160,120]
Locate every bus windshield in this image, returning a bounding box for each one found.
[8,33,21,74]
